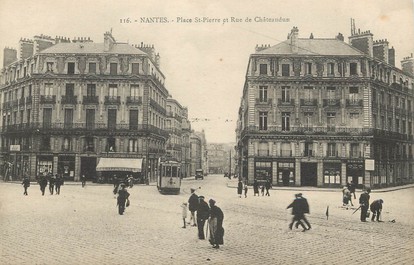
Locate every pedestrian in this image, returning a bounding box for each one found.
[196,196,210,240]
[265,179,271,196]
[253,179,259,196]
[359,188,371,222]
[342,186,353,207]
[348,181,356,199]
[261,184,265,196]
[80,174,86,188]
[244,182,248,198]
[237,180,243,198]
[287,193,309,232]
[48,173,55,195]
[38,174,48,196]
[128,175,134,188]
[208,199,224,249]
[116,184,130,215]
[181,202,188,228]
[188,188,199,227]
[55,174,63,195]
[22,176,30,196]
[295,193,311,230]
[370,199,384,222]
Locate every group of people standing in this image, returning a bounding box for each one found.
[21,172,64,196]
[238,179,271,198]
[184,188,224,249]
[358,188,384,222]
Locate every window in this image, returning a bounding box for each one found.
[304,142,313,157]
[110,63,118,75]
[258,142,269,156]
[67,62,75,74]
[327,87,336,100]
[129,109,138,130]
[305,62,312,75]
[282,112,290,131]
[43,108,52,128]
[46,62,54,72]
[327,112,336,130]
[108,109,117,130]
[282,86,290,103]
[85,137,94,152]
[107,137,116,152]
[20,110,24,124]
[26,109,31,125]
[64,109,73,129]
[132,63,139,75]
[109,84,118,97]
[259,112,268,131]
[282,64,290,76]
[21,87,25,99]
[327,143,336,157]
[40,136,51,151]
[23,67,27,77]
[128,139,138,152]
[350,63,357,75]
[328,63,335,76]
[45,83,53,96]
[395,119,400,133]
[304,112,313,128]
[66,84,74,97]
[349,87,359,103]
[62,137,72,151]
[86,109,95,130]
[89,63,96,74]
[259,86,267,102]
[350,143,360,158]
[87,84,96,97]
[259,64,267,75]
[28,85,32,96]
[281,142,291,156]
[130,85,140,97]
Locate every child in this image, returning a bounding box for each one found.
[181,202,188,228]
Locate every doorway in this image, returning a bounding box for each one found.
[301,162,317,186]
[81,157,97,181]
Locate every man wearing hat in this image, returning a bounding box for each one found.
[287,193,309,232]
[188,188,199,227]
[359,188,371,222]
[196,196,210,240]
[117,184,130,215]
[370,199,384,222]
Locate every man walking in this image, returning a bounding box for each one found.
[359,188,371,222]
[38,175,48,196]
[296,193,311,230]
[48,173,55,195]
[196,196,210,240]
[287,193,308,232]
[370,199,384,222]
[80,174,86,188]
[55,174,62,195]
[22,176,30,196]
[265,178,271,196]
[188,188,199,227]
[117,184,130,215]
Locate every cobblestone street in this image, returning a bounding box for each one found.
[1,175,413,265]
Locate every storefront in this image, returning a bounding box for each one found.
[58,155,76,180]
[323,162,341,187]
[254,160,272,184]
[277,160,295,186]
[96,157,143,183]
[37,155,53,176]
[346,161,364,189]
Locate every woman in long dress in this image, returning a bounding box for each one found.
[208,199,224,249]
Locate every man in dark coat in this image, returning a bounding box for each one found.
[237,180,243,198]
[48,173,55,195]
[117,184,130,215]
[38,175,48,196]
[287,193,308,232]
[253,179,259,196]
[55,174,62,195]
[208,199,224,249]
[359,188,371,222]
[196,196,210,240]
[22,176,30,196]
[265,179,271,196]
[370,199,384,222]
[295,193,311,229]
[188,188,199,227]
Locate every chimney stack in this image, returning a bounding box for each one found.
[289,26,299,53]
[19,38,34,60]
[373,39,389,63]
[104,31,116,52]
[348,29,374,57]
[33,34,54,54]
[3,47,17,67]
[401,53,414,76]
[388,47,395,67]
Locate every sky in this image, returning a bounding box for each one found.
[0,0,413,143]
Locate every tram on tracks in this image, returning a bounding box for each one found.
[157,160,181,194]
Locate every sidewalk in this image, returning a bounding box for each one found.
[226,178,414,193]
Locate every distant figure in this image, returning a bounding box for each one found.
[370,199,384,222]
[117,184,130,215]
[265,179,271,196]
[188,188,199,227]
[244,182,248,198]
[348,181,356,199]
[127,175,134,188]
[22,176,30,196]
[208,199,224,249]
[261,185,265,196]
[48,173,55,195]
[55,174,62,195]
[359,188,371,222]
[181,202,188,228]
[80,174,86,188]
[197,196,210,240]
[253,179,259,196]
[342,186,353,207]
[237,180,243,198]
[38,175,48,196]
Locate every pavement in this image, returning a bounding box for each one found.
[1,175,414,265]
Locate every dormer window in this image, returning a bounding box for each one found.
[259,64,267,75]
[350,63,357,75]
[67,62,75,74]
[328,63,335,76]
[110,63,117,75]
[305,63,312,75]
[46,62,54,72]
[282,64,290,77]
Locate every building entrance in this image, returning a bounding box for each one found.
[301,162,317,186]
[81,157,97,181]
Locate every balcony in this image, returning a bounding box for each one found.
[346,99,363,107]
[104,96,121,105]
[126,96,142,105]
[300,99,317,106]
[150,99,166,115]
[83,96,99,104]
[278,98,295,106]
[323,99,340,107]
[255,98,272,105]
[40,95,56,104]
[61,95,78,105]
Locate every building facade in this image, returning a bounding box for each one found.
[0,32,170,183]
[236,26,414,188]
[189,132,202,176]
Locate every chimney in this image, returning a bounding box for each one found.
[289,27,299,53]
[138,43,155,61]
[19,38,34,59]
[388,47,395,66]
[33,34,54,54]
[255,44,270,53]
[104,31,116,52]
[401,53,414,76]
[336,33,344,41]
[3,47,17,67]
[309,33,314,39]
[348,29,374,57]
[373,39,389,63]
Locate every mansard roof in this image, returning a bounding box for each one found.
[255,38,365,56]
[39,42,147,55]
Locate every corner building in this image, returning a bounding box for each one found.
[236,27,414,188]
[0,32,169,183]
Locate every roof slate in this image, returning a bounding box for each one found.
[39,42,147,55]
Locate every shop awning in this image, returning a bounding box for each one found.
[96,158,143,172]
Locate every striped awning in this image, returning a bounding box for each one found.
[96,158,143,172]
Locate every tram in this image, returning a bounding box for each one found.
[157,161,181,194]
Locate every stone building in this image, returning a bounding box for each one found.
[189,132,202,176]
[0,31,170,183]
[236,26,414,188]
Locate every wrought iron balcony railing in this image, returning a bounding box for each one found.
[83,96,99,104]
[61,95,78,105]
[40,95,56,104]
